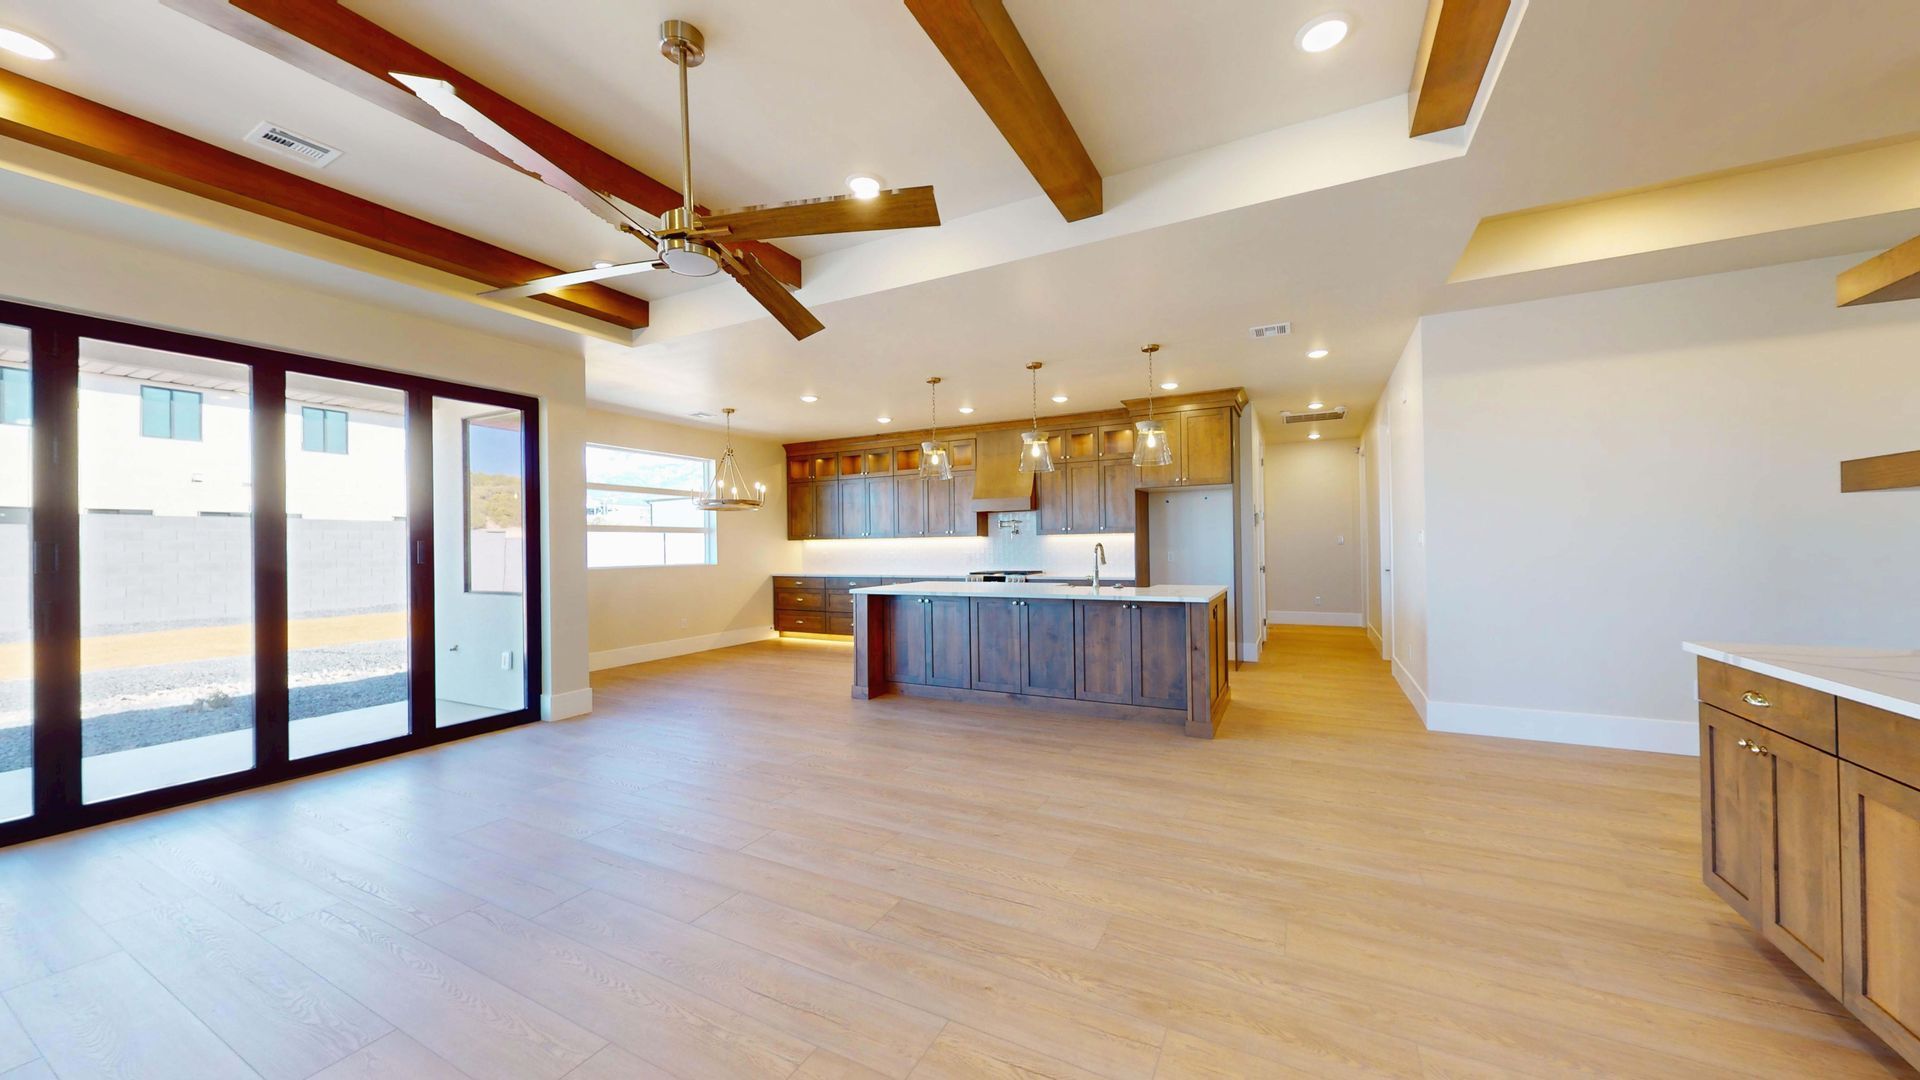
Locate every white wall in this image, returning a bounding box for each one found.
[1264,437,1365,626]
[583,408,798,670]
[1414,253,1920,753]
[0,207,594,719]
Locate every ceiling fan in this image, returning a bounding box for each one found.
[392,19,941,340]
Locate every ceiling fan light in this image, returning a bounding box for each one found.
[1018,430,1055,474]
[1132,419,1173,467]
[658,239,721,277]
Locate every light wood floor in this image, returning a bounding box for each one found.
[0,627,1910,1079]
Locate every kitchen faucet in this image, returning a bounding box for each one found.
[1092,542,1106,594]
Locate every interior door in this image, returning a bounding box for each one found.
[1133,603,1189,709]
[970,599,1022,693]
[1021,600,1076,699]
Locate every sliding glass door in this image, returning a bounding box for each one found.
[78,341,255,804]
[0,325,29,823]
[0,299,542,846]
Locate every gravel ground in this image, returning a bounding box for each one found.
[0,640,409,769]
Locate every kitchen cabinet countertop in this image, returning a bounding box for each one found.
[1683,642,1920,721]
[854,581,1224,604]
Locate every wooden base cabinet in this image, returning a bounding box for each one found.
[1075,600,1187,710]
[1696,658,1920,1069]
[883,596,970,688]
[970,598,1075,698]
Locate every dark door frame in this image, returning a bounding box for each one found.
[0,298,546,846]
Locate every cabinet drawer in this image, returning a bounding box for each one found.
[776,611,828,633]
[775,588,827,610]
[1840,699,1920,790]
[832,578,885,590]
[828,613,854,636]
[774,576,826,591]
[828,590,855,613]
[1698,658,1836,753]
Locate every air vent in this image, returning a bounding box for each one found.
[1250,322,1291,339]
[1281,407,1347,424]
[243,122,342,168]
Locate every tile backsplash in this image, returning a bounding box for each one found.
[799,512,1136,578]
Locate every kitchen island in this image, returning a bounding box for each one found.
[850,581,1230,737]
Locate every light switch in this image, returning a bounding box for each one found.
[1335,534,1345,545]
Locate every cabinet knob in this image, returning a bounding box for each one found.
[1740,690,1771,708]
[1735,738,1749,748]
[1749,744,1770,757]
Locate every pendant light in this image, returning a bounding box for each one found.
[1132,344,1174,468]
[695,407,766,511]
[919,377,954,480]
[1018,361,1055,473]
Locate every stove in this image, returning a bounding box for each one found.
[966,570,1045,583]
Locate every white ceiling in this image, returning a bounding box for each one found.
[0,0,1916,444]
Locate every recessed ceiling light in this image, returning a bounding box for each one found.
[846,175,882,200]
[1159,381,1179,391]
[799,394,818,403]
[1295,14,1349,53]
[1308,400,1325,410]
[1308,430,1322,440]
[593,261,613,269]
[1051,394,1069,404]
[957,406,974,414]
[0,27,58,61]
[1307,348,1330,359]
[876,416,892,424]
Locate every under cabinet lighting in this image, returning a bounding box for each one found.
[1295,15,1349,53]
[1307,348,1329,359]
[0,28,57,60]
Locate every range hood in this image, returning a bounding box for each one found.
[969,427,1037,513]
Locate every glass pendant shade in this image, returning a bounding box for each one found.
[695,408,765,511]
[1131,419,1172,467]
[919,439,954,480]
[1019,430,1055,473]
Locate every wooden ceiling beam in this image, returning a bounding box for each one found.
[1408,0,1511,137]
[162,0,804,288]
[1837,233,1920,306]
[904,0,1101,221]
[0,66,649,330]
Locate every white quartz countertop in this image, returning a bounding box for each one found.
[1684,642,1920,722]
[853,581,1225,604]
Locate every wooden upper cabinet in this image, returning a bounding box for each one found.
[813,479,841,538]
[864,477,896,539]
[893,474,929,537]
[1842,762,1920,1066]
[1181,407,1234,486]
[1035,468,1067,534]
[1066,460,1102,533]
[949,438,976,470]
[1099,424,1136,459]
[1137,416,1182,488]
[1101,461,1140,532]
[786,481,816,540]
[1060,427,1098,462]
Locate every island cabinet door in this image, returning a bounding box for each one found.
[1700,704,1766,925]
[1841,761,1920,1067]
[926,597,972,687]
[970,599,1024,693]
[1021,600,1076,698]
[1133,604,1189,710]
[1076,601,1135,704]
[885,598,930,685]
[1757,732,1842,996]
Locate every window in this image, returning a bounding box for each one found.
[586,443,715,568]
[139,385,202,440]
[464,412,526,594]
[300,406,348,454]
[0,366,27,425]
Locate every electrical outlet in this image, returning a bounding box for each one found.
[1314,595,1323,607]
[499,651,513,671]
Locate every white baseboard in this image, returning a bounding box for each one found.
[1267,610,1363,627]
[589,626,777,672]
[1425,700,1697,756]
[542,688,593,721]
[1391,659,1429,722]
[1366,624,1383,654]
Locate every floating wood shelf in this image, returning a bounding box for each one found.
[1841,449,1920,492]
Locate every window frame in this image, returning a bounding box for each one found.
[299,405,349,454]
[585,442,717,570]
[139,384,203,441]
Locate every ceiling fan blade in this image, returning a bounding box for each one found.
[482,261,661,300]
[391,72,647,237]
[701,185,940,242]
[723,251,824,340]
